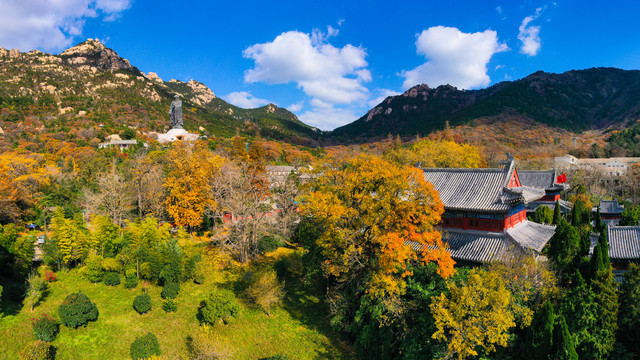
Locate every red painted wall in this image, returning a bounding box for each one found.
[442,210,527,231]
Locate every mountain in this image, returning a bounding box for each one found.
[0,39,317,146]
[331,68,640,141]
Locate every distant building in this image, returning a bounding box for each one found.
[265,165,311,187]
[98,139,141,151]
[518,169,572,216]
[414,156,556,264]
[594,199,625,225]
[555,154,640,176]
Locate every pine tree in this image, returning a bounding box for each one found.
[547,219,581,276]
[524,300,555,360]
[590,260,618,358]
[553,201,562,225]
[619,263,640,354]
[595,207,602,231]
[552,316,579,360]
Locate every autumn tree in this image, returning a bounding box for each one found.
[430,269,518,360]
[211,161,271,263]
[164,141,224,230]
[385,139,484,168]
[83,162,133,226]
[0,152,54,224]
[300,154,451,320]
[127,151,166,219]
[272,170,300,238]
[246,269,284,316]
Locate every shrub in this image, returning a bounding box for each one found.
[42,270,56,283]
[124,276,139,289]
[85,255,104,282]
[198,289,241,325]
[162,299,177,313]
[133,293,152,314]
[130,332,161,360]
[102,257,121,272]
[19,340,53,360]
[161,282,179,299]
[24,272,47,311]
[58,292,99,328]
[31,313,59,342]
[104,272,121,286]
[193,273,205,285]
[125,267,137,278]
[188,325,234,359]
[246,269,284,316]
[258,234,286,254]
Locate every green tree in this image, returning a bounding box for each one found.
[547,219,581,277]
[523,300,555,360]
[246,269,284,316]
[51,209,88,266]
[534,205,554,224]
[553,201,562,225]
[619,263,640,355]
[552,316,579,360]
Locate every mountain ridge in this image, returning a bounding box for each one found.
[330,67,640,142]
[0,39,317,145]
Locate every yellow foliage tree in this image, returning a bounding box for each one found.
[301,154,452,307]
[0,152,55,223]
[386,139,484,168]
[164,142,224,229]
[430,269,517,360]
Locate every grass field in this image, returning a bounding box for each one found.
[0,248,354,359]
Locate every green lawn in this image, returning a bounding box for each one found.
[0,249,354,359]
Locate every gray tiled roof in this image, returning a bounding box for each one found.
[599,199,625,215]
[607,226,640,260]
[507,221,556,252]
[422,160,522,213]
[409,221,555,263]
[518,170,556,189]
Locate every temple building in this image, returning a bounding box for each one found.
[417,156,557,264]
[591,224,640,281]
[594,199,625,225]
[518,170,572,216]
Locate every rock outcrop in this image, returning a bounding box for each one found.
[60,38,141,74]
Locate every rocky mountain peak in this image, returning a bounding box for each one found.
[186,80,216,105]
[59,38,140,74]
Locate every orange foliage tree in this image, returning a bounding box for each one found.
[0,152,55,224]
[300,154,453,308]
[164,141,224,230]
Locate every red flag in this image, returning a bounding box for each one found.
[556,173,567,184]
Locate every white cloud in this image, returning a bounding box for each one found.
[368,89,401,107]
[299,105,360,131]
[224,91,271,109]
[243,29,370,105]
[287,101,304,112]
[0,0,132,51]
[401,26,509,90]
[518,8,543,56]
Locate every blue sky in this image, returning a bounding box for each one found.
[1,0,639,130]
